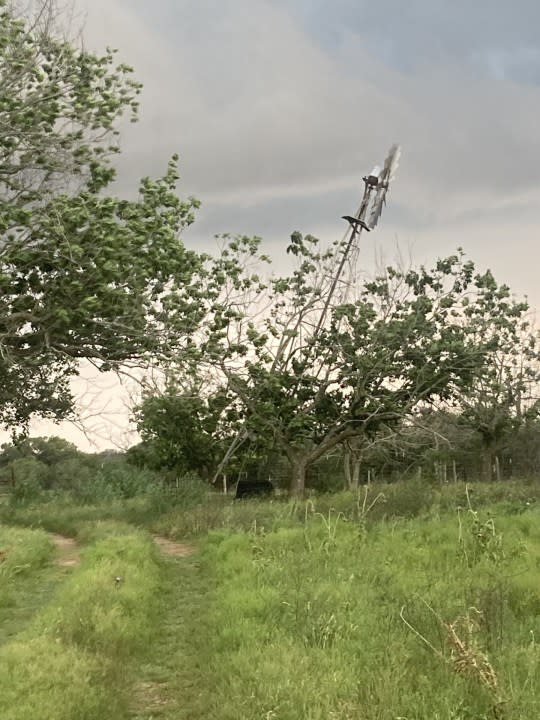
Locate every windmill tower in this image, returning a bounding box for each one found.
[214,145,402,485]
[314,144,401,337]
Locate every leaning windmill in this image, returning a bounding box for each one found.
[213,144,402,488]
[313,144,401,337]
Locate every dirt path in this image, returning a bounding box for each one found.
[152,535,194,558]
[50,534,80,567]
[49,532,192,568]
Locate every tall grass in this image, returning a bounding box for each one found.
[196,505,540,719]
[1,480,540,718]
[0,526,54,580]
[3,479,539,542]
[0,477,208,537]
[150,479,540,539]
[0,527,57,643]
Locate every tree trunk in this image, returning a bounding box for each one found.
[290,458,307,497]
[481,447,493,482]
[344,451,361,490]
[351,458,361,489]
[494,455,501,482]
[344,452,352,490]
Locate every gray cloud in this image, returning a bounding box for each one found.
[80,1,540,217]
[285,0,540,82]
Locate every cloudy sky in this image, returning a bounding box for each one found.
[81,0,540,270]
[13,0,540,450]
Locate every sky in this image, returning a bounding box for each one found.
[8,0,540,450]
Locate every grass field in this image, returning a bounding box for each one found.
[1,482,539,719]
[0,524,163,720]
[197,504,540,719]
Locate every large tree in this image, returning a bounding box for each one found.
[0,1,202,429]
[157,233,517,495]
[453,283,540,480]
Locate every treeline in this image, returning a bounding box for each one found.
[317,409,540,490]
[0,437,159,503]
[3,410,540,505]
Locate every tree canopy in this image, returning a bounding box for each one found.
[0,0,202,430]
[131,385,235,480]
[140,232,531,495]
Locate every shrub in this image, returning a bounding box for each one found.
[7,458,49,505]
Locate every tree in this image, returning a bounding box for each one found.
[0,434,80,466]
[163,233,514,496]
[131,385,234,481]
[0,434,82,490]
[0,1,203,429]
[454,287,540,481]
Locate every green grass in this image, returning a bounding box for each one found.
[0,525,54,577]
[0,495,157,537]
[0,526,63,645]
[194,505,540,719]
[0,566,68,645]
[130,550,211,720]
[1,482,540,719]
[0,527,164,720]
[3,479,539,542]
[151,480,540,540]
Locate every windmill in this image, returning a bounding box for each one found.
[313,144,401,336]
[213,144,402,486]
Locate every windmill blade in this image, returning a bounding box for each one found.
[384,143,401,183]
[368,144,401,229]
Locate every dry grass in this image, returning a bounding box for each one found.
[444,608,499,694]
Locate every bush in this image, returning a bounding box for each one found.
[6,458,49,505]
[53,458,94,492]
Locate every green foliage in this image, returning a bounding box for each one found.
[0,436,80,467]
[0,528,162,720]
[131,388,232,479]
[0,2,202,429]
[6,457,48,504]
[79,459,157,502]
[166,233,530,494]
[0,436,88,501]
[0,436,169,503]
